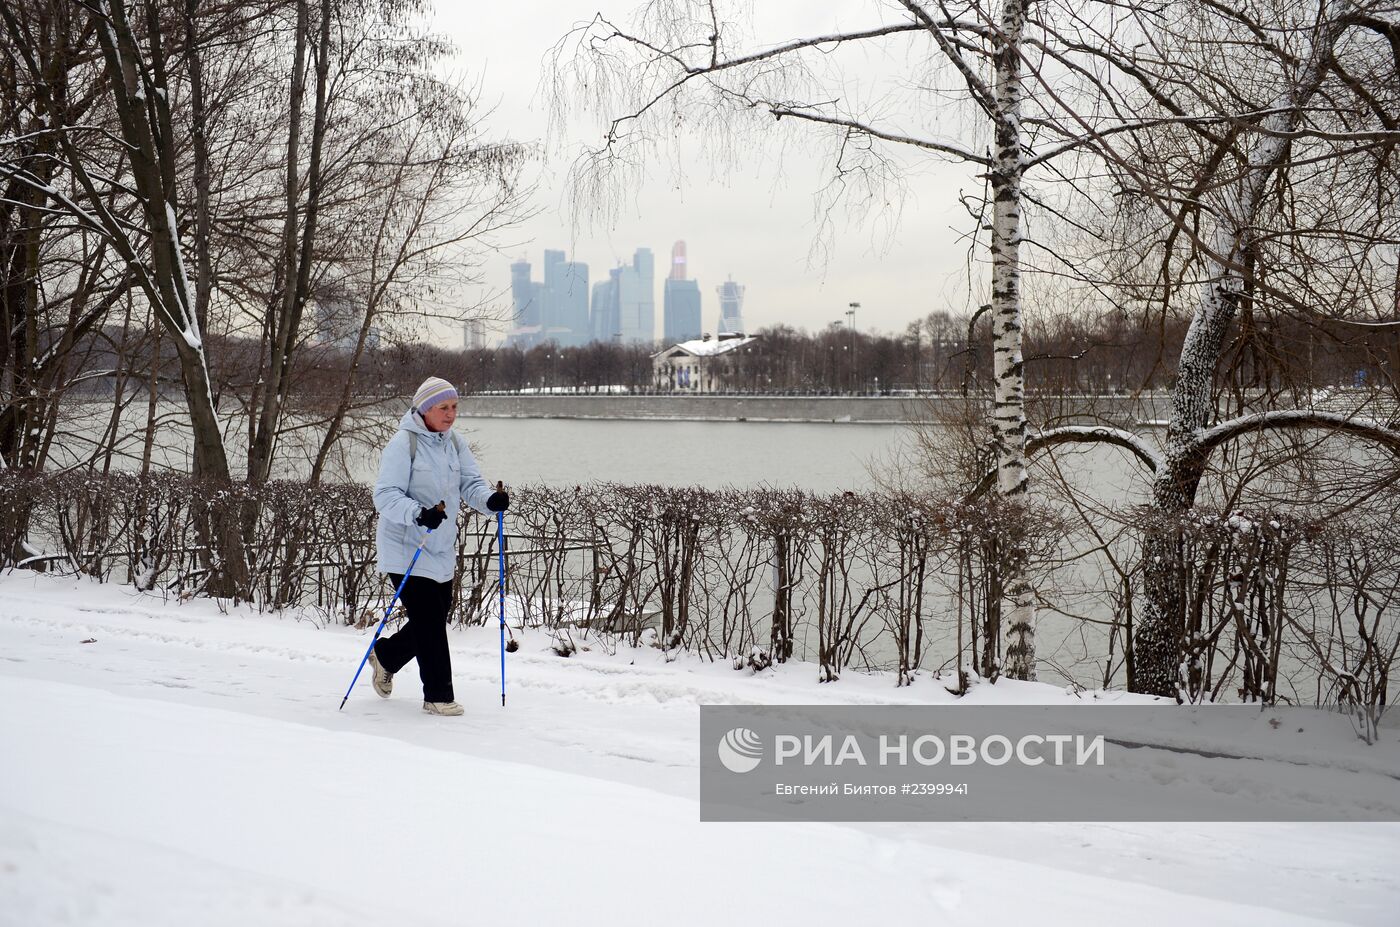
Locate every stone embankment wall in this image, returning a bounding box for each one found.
[461,393,1169,425]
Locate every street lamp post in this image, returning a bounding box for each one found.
[913,331,921,393]
[847,302,860,393]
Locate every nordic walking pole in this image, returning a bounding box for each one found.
[339,503,443,710]
[496,481,508,707]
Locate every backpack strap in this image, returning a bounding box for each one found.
[409,430,462,463]
[406,430,464,493]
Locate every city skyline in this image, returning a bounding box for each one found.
[435,1,974,344]
[507,242,752,348]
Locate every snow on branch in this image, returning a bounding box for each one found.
[966,425,1161,498]
[1193,411,1400,460]
[0,162,113,240]
[1029,426,1163,473]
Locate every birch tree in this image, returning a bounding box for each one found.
[548,0,1144,680]
[1027,0,1400,697]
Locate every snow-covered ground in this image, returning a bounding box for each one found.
[2,571,1396,926]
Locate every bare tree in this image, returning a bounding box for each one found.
[245,0,332,487]
[1028,0,1400,696]
[0,0,259,590]
[1,0,526,592]
[1,2,134,472]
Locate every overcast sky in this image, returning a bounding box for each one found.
[434,1,982,342]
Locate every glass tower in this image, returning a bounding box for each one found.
[717,278,746,335]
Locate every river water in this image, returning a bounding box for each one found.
[438,417,909,491]
[52,398,1150,499]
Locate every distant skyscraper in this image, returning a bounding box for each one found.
[663,240,701,343]
[595,248,656,344]
[463,318,487,350]
[510,259,538,327]
[664,279,702,343]
[669,241,687,281]
[531,281,545,326]
[557,261,589,343]
[717,278,746,335]
[541,249,565,328]
[507,250,591,347]
[619,247,655,343]
[591,270,621,342]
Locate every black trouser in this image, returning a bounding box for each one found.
[374,574,455,703]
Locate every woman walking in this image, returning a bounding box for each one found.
[369,376,508,716]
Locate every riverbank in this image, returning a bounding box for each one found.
[461,393,1169,424]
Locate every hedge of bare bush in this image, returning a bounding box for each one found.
[1133,508,1399,740]
[0,470,381,615]
[0,470,1048,683]
[0,470,1394,716]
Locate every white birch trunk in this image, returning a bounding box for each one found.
[991,0,1035,681]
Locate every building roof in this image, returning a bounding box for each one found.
[652,334,758,359]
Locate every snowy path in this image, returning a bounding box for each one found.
[1,572,1396,926]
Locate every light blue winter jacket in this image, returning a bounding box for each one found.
[373,409,494,583]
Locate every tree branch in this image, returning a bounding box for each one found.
[967,424,1162,499]
[1192,411,1400,462]
[764,104,990,164]
[1030,425,1163,473]
[895,0,999,119]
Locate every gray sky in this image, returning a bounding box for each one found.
[434,1,981,342]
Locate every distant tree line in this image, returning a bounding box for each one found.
[54,297,1400,419]
[183,307,1400,397]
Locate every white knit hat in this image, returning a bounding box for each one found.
[413,376,458,413]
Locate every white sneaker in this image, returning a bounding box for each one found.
[423,701,464,716]
[368,651,392,698]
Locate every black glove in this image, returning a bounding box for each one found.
[415,503,447,530]
[487,489,510,513]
